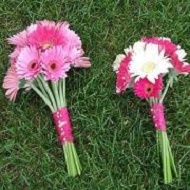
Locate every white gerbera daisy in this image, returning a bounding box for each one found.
[124,45,133,55]
[175,48,187,62]
[113,54,125,72]
[132,41,146,54]
[129,43,173,83]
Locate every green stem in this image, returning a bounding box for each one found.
[38,75,57,111]
[69,143,76,176]
[161,131,168,184]
[160,77,173,103]
[71,143,81,174]
[31,83,54,112]
[58,79,64,107]
[63,143,71,175]
[36,77,47,97]
[165,132,172,183]
[166,136,178,177]
[62,78,66,107]
[51,81,61,109]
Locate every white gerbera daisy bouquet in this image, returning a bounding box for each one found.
[113,37,190,184]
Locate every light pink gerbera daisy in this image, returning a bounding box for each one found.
[73,57,91,68]
[2,66,19,101]
[9,47,21,65]
[66,48,91,68]
[7,24,37,47]
[133,77,163,99]
[41,46,71,81]
[116,54,132,93]
[8,30,28,47]
[57,22,82,48]
[38,20,57,28]
[28,21,66,50]
[16,46,41,80]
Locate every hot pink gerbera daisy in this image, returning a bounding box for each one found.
[16,46,41,80]
[2,66,19,101]
[41,46,71,81]
[133,77,163,99]
[116,54,132,93]
[142,37,177,56]
[171,52,190,74]
[28,21,66,50]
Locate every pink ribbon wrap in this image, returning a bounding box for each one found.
[53,107,74,144]
[150,103,166,131]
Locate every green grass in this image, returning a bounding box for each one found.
[1,0,190,189]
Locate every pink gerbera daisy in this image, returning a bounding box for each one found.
[116,54,132,93]
[38,20,57,28]
[7,24,37,47]
[16,46,41,80]
[133,77,163,99]
[67,48,90,67]
[142,37,177,56]
[2,66,19,101]
[57,22,82,48]
[9,47,21,65]
[41,46,71,81]
[73,57,91,68]
[28,21,66,50]
[171,51,190,74]
[8,30,28,47]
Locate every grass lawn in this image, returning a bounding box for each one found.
[1,0,190,189]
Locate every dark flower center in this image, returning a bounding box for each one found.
[50,63,56,70]
[147,87,151,92]
[31,62,37,69]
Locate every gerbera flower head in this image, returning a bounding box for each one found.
[116,54,132,93]
[69,48,91,68]
[16,46,41,80]
[142,37,177,56]
[7,23,37,47]
[67,47,83,62]
[38,20,57,28]
[73,57,91,68]
[142,37,190,74]
[72,49,91,68]
[2,66,19,101]
[133,76,163,99]
[28,21,66,50]
[113,54,126,72]
[8,30,28,47]
[57,22,82,48]
[41,46,71,81]
[129,42,173,83]
[171,52,190,73]
[9,47,21,65]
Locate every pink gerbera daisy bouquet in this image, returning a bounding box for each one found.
[3,20,91,177]
[113,37,190,184]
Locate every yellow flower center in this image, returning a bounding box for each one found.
[142,61,156,74]
[42,42,52,50]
